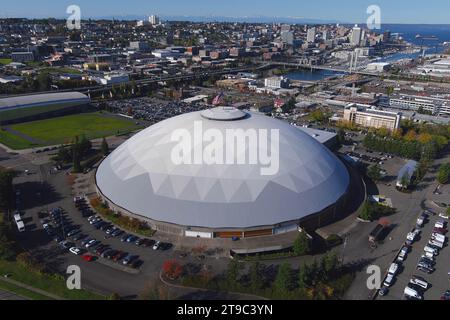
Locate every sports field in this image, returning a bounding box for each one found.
[0,112,143,150]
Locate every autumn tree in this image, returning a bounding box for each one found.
[162,260,184,280]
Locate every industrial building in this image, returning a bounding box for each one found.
[388,94,450,116]
[0,92,90,125]
[96,107,351,239]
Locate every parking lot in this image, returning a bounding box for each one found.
[377,205,449,300]
[5,153,232,298]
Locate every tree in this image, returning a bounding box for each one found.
[293,232,312,256]
[400,172,411,190]
[108,293,120,300]
[367,164,382,182]
[57,145,71,163]
[274,263,294,293]
[249,262,264,291]
[162,260,184,280]
[72,137,82,173]
[282,97,296,114]
[359,200,375,221]
[79,135,92,156]
[320,253,339,280]
[298,264,311,288]
[437,164,450,185]
[101,138,110,156]
[0,168,15,210]
[36,72,51,91]
[337,129,346,145]
[226,260,241,288]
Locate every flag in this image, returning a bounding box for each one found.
[212,92,224,105]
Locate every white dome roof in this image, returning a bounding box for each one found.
[96,109,350,229]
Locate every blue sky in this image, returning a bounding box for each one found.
[0,0,449,24]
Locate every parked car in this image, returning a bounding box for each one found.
[67,229,81,237]
[135,238,145,246]
[431,233,446,243]
[410,276,429,290]
[126,236,138,243]
[378,287,389,296]
[60,241,74,250]
[153,241,161,251]
[417,265,434,274]
[122,255,139,266]
[102,250,118,259]
[69,247,83,255]
[85,239,99,248]
[106,227,117,235]
[428,239,444,249]
[384,274,395,287]
[424,246,439,256]
[121,234,131,242]
[130,259,143,269]
[433,227,447,235]
[439,213,449,220]
[435,220,446,229]
[73,233,88,241]
[142,239,155,247]
[441,290,450,301]
[113,251,127,262]
[82,254,94,262]
[112,229,124,237]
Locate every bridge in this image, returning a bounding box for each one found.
[266,61,380,77]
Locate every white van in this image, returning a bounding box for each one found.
[14,213,22,224]
[388,263,399,276]
[16,221,25,233]
[404,286,423,300]
[429,239,444,249]
[431,233,446,243]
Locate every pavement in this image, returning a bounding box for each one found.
[0,289,28,301]
[343,145,450,300]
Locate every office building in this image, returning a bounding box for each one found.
[343,104,402,131]
[350,25,362,46]
[307,27,316,43]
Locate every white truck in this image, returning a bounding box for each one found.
[404,286,423,300]
[16,221,25,233]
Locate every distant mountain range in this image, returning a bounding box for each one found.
[93,15,343,24]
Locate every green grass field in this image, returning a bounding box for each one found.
[0,260,105,300]
[0,112,143,150]
[0,58,12,65]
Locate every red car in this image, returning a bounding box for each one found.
[82,254,94,262]
[433,227,448,235]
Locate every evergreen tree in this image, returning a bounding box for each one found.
[293,232,312,256]
[274,263,294,293]
[249,261,264,291]
[101,138,110,156]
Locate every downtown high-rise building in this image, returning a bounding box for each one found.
[307,27,316,43]
[350,24,362,46]
[149,15,160,25]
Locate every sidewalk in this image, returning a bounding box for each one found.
[0,277,63,300]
